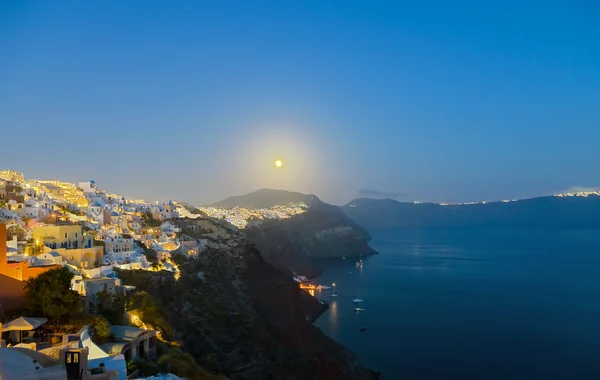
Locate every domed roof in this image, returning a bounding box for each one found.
[110,211,119,216]
[90,201,102,207]
[0,348,41,378]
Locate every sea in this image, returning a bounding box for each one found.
[314,228,600,380]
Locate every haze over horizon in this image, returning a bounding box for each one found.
[1,1,599,205]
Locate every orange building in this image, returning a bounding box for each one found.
[0,225,27,312]
[0,224,61,282]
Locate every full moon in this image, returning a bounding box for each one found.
[275,160,283,168]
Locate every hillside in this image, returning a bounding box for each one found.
[209,189,317,209]
[211,189,377,277]
[119,218,379,380]
[341,195,600,230]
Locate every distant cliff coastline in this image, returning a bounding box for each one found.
[340,195,600,230]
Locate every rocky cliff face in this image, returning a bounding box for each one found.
[207,189,377,278]
[120,220,379,380]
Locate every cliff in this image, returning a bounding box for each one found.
[119,221,379,380]
[341,195,600,230]
[211,189,377,277]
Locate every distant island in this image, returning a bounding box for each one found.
[340,194,600,230]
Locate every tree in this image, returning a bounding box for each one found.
[93,290,127,325]
[90,316,111,344]
[25,267,83,326]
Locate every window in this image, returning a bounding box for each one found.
[65,233,67,238]
[75,233,78,238]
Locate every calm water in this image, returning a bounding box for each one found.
[314,228,600,379]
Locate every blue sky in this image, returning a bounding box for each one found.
[1,1,599,205]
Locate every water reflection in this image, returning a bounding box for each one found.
[329,299,338,334]
[308,289,315,297]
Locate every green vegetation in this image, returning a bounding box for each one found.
[25,267,83,326]
[89,315,111,344]
[127,291,173,339]
[92,290,128,325]
[136,241,158,263]
[141,211,161,227]
[170,253,187,267]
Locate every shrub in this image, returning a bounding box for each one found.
[90,316,111,344]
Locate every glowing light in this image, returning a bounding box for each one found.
[275,160,283,168]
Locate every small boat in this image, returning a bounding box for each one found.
[354,307,364,312]
[330,293,338,297]
[351,298,364,303]
[342,256,346,259]
[360,326,368,332]
[319,285,332,290]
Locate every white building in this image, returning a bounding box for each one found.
[104,236,135,255]
[87,201,105,225]
[23,198,41,218]
[72,275,122,297]
[79,180,97,194]
[0,208,18,220]
[37,251,64,265]
[156,200,176,220]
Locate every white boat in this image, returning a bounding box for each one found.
[351,298,364,303]
[318,285,332,290]
[330,293,338,297]
[354,307,364,312]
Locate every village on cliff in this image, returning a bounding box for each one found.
[0,169,308,379]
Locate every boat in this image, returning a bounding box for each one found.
[330,293,338,297]
[356,254,364,267]
[342,256,346,259]
[351,298,364,303]
[354,307,364,312]
[360,326,368,332]
[318,285,332,290]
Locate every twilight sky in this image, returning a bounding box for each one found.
[1,1,599,205]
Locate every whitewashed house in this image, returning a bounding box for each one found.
[87,201,105,224]
[23,198,41,218]
[78,180,97,194]
[37,251,64,265]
